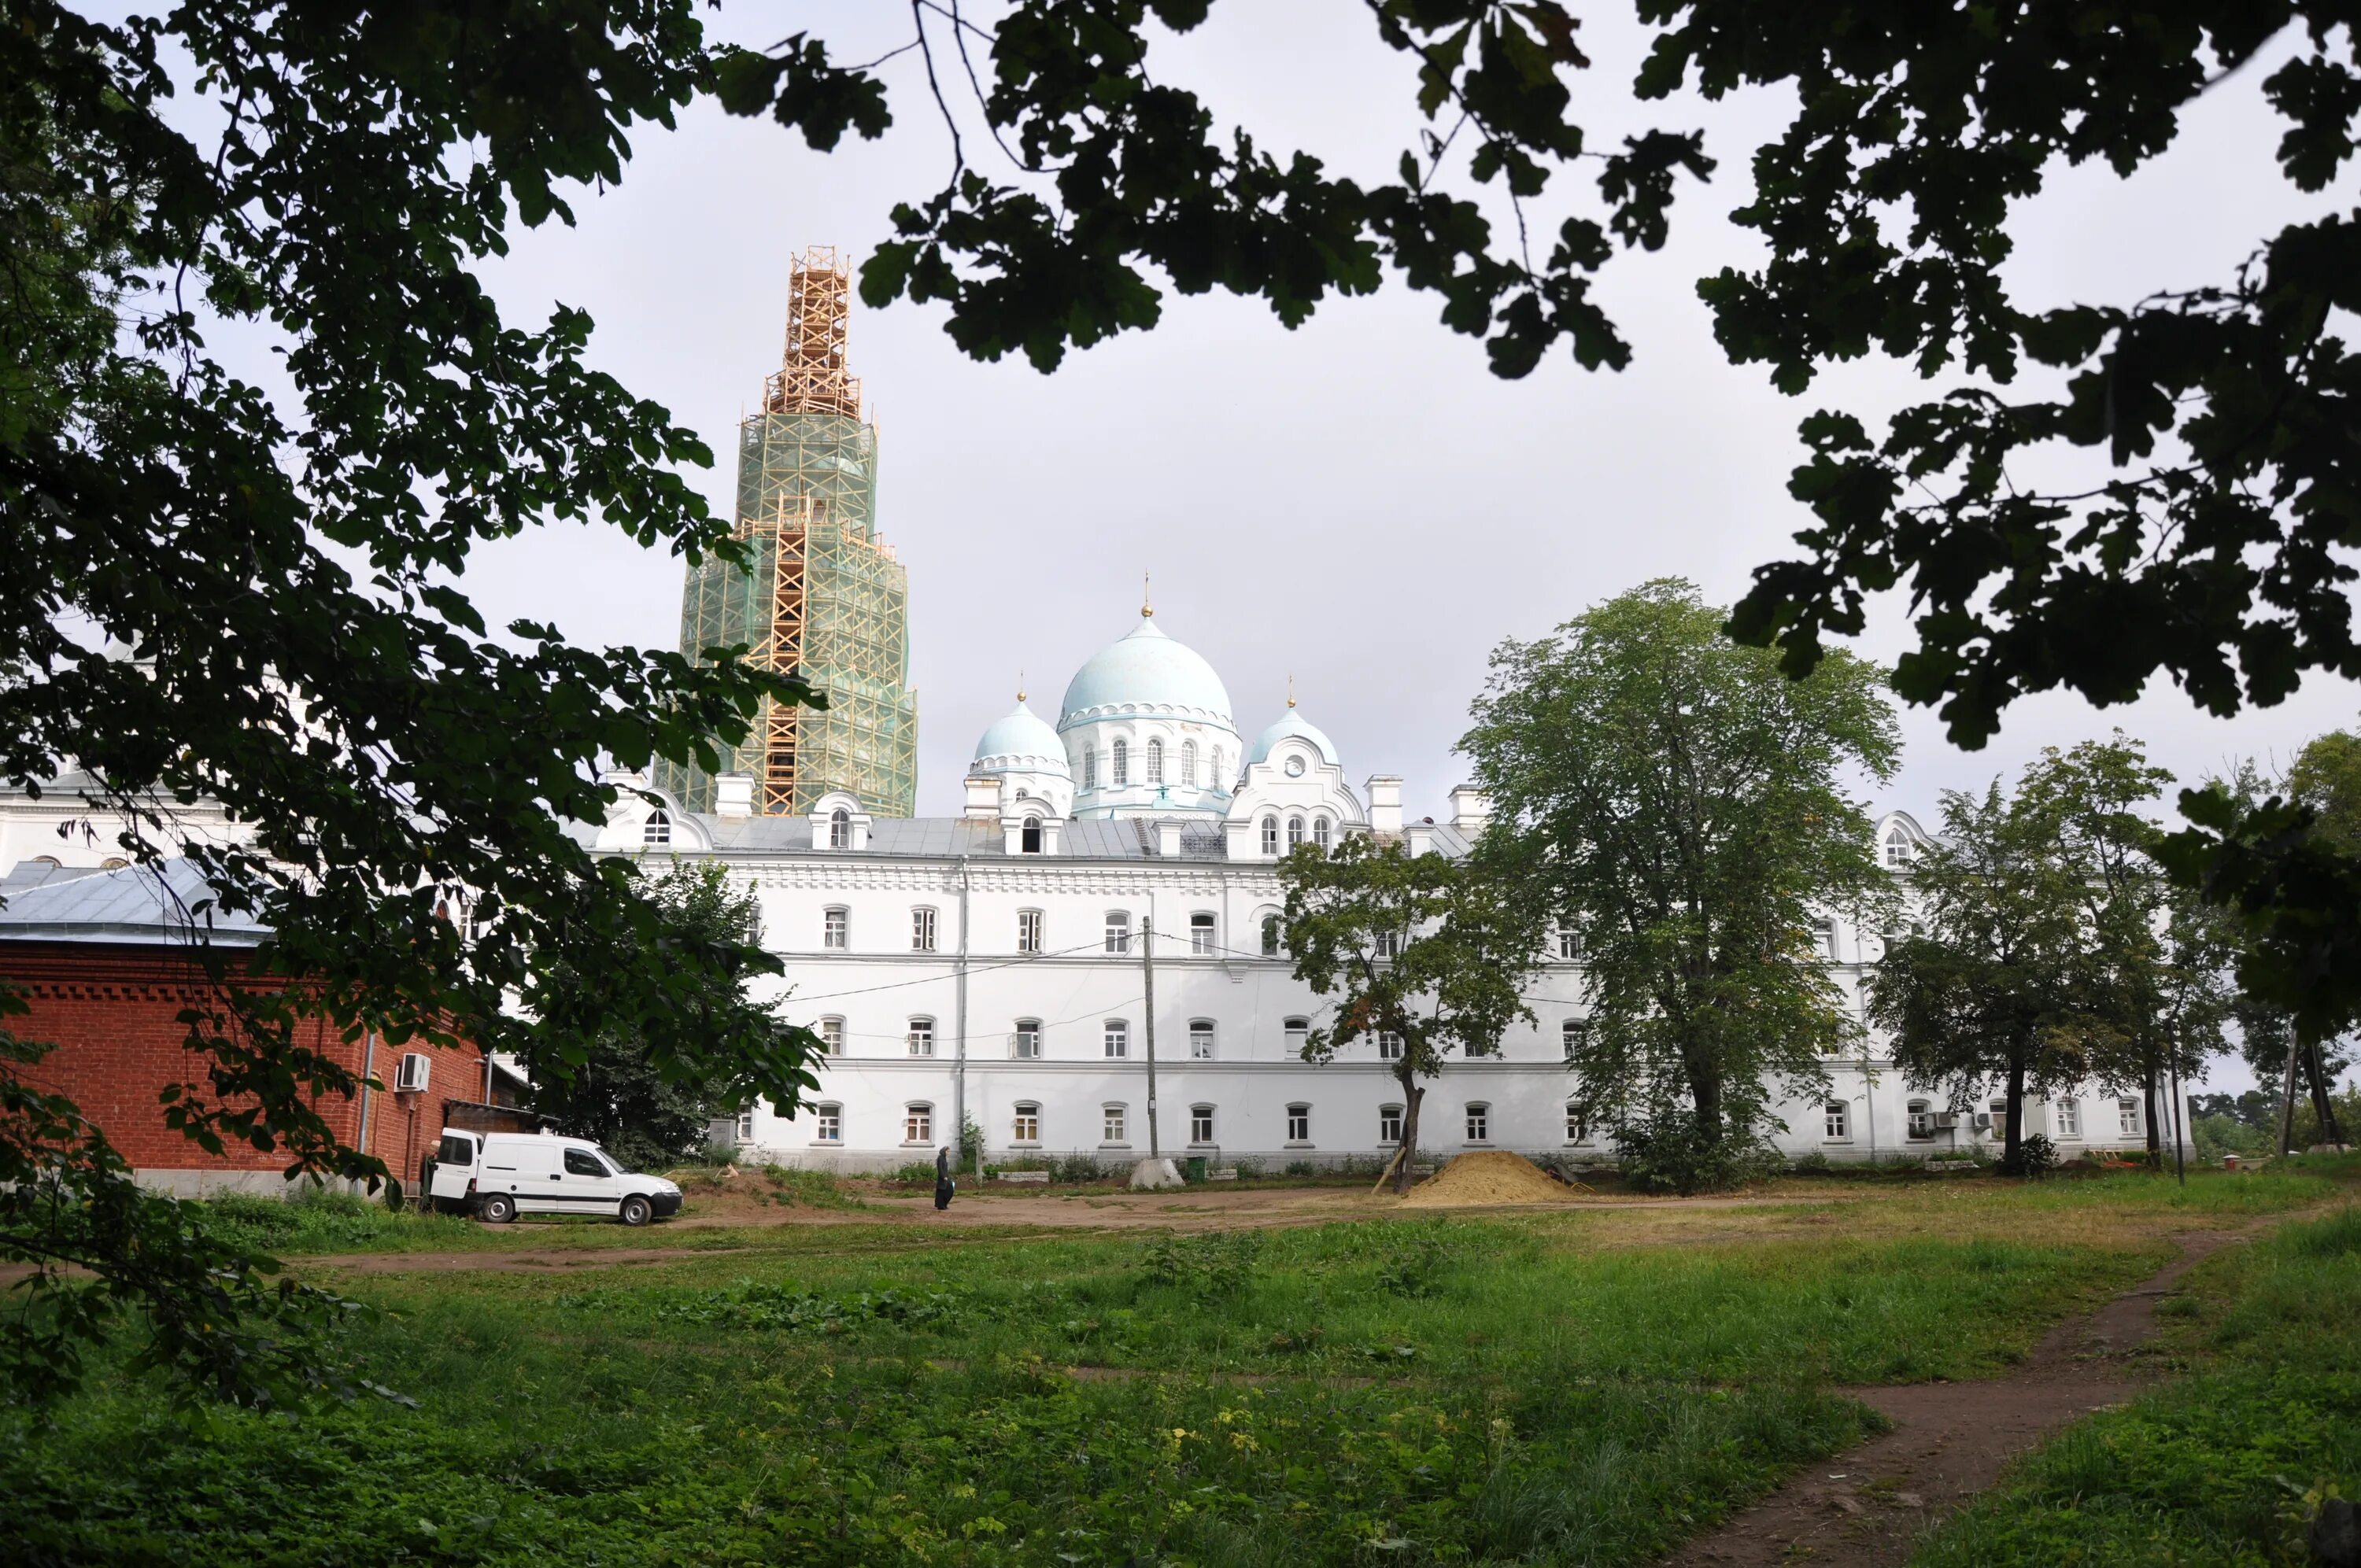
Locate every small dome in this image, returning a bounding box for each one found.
[1059,615,1235,729]
[973,701,1070,777]
[1249,708,1339,767]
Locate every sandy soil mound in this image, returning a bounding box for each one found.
[1397,1150,1576,1208]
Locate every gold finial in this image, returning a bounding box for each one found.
[1141,572,1153,619]
[1016,669,1026,703]
[1287,673,1297,709]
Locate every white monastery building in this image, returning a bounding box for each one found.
[582,606,2186,1173]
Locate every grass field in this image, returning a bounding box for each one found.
[2,1164,2352,1566]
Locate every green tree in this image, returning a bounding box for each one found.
[1,3,820,1403]
[1867,780,2093,1175]
[1278,836,1533,1195]
[1460,580,1899,1191]
[523,862,796,1171]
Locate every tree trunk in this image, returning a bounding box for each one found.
[1690,1054,1724,1149]
[2142,1060,2162,1170]
[2301,1039,2343,1146]
[1391,1069,1425,1195]
[2003,1044,2027,1171]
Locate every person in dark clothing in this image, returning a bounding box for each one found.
[933,1144,955,1211]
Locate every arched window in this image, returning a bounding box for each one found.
[1188,1019,1215,1059]
[1103,1020,1129,1057]
[1017,909,1044,953]
[643,809,671,846]
[818,1017,844,1055]
[1561,1019,1588,1060]
[1104,910,1132,954]
[1022,814,1043,854]
[1283,1016,1310,1051]
[1012,1102,1041,1142]
[1181,740,1198,786]
[1465,1103,1491,1143]
[1824,1101,1850,1140]
[1111,739,1129,786]
[1083,748,1098,789]
[1213,747,1226,785]
[1262,914,1282,957]
[1190,1104,1216,1144]
[829,807,851,849]
[1906,1099,1934,1139]
[904,1103,934,1145]
[1146,738,1164,784]
[1882,827,1912,868]
[1287,815,1305,849]
[1285,1104,1312,1144]
[908,1019,937,1057]
[1102,1104,1129,1144]
[1189,912,1216,955]
[1379,1104,1405,1144]
[1260,815,1280,855]
[1313,815,1332,849]
[814,1103,843,1142]
[822,906,849,950]
[1376,1031,1405,1061]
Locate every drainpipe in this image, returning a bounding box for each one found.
[354,1027,378,1197]
[954,854,971,1177]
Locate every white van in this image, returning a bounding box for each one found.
[427,1128,683,1227]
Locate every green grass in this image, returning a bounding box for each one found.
[5,1169,2346,1566]
[1910,1199,2361,1567]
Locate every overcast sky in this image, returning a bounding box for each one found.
[443,9,2348,1084]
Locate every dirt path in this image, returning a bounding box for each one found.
[1660,1227,2252,1568]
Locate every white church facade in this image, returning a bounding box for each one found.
[583,607,2186,1172]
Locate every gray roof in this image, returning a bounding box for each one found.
[0,860,268,946]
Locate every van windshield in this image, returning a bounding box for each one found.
[593,1148,630,1176]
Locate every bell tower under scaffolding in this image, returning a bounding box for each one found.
[658,247,918,818]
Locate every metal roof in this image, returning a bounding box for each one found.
[0,859,269,946]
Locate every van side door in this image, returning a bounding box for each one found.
[559,1146,622,1215]
[429,1133,478,1203]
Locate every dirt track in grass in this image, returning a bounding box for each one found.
[1658,1224,2261,1568]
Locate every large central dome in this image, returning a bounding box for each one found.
[1058,615,1234,729]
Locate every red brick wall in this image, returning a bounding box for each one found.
[2,941,486,1182]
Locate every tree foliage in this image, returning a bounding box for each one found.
[523,861,799,1171]
[1461,580,1899,1190]
[1278,836,1533,1194]
[0,1,822,1402]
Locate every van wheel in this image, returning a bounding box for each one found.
[619,1194,653,1228]
[479,1192,517,1224]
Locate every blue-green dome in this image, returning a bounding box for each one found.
[1058,616,1235,729]
[1249,707,1339,766]
[973,701,1069,775]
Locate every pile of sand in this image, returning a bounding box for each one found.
[1397,1150,1578,1208]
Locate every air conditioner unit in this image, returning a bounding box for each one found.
[1931,1111,1960,1131]
[1971,1111,1993,1132]
[394,1053,431,1094]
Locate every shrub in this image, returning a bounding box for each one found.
[1790,1151,1832,1174]
[1999,1133,2060,1179]
[1138,1232,1260,1297]
[1232,1157,1265,1179]
[1616,1113,1782,1193]
[1283,1160,1317,1178]
[1051,1151,1107,1184]
[889,1160,939,1185]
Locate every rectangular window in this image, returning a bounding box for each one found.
[2055,1100,2082,1138]
[2118,1097,2141,1138]
[1084,749,1098,789]
[1379,1105,1404,1144]
[1104,912,1131,954]
[815,1105,841,1142]
[1286,1105,1310,1143]
[1103,1020,1129,1058]
[1561,1019,1587,1060]
[1825,1101,1849,1140]
[1907,1102,1934,1139]
[1284,1017,1310,1053]
[1013,1020,1041,1059]
[1017,909,1043,954]
[1188,1021,1214,1060]
[905,1105,933,1144]
[907,1019,935,1057]
[1374,929,1402,958]
[1818,918,1838,959]
[1103,1105,1127,1144]
[1555,927,1580,961]
[1013,1105,1040,1142]
[911,907,937,952]
[1565,1103,1587,1143]
[819,1017,844,1056]
[1376,1031,1404,1061]
[736,1109,756,1142]
[1190,912,1216,956]
[1465,1105,1489,1143]
[1190,1106,1214,1144]
[823,908,848,950]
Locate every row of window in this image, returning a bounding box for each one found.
[743,1098,1548,1149]
[822,1016,1423,1059]
[1081,739,1225,791]
[1831,1097,2146,1141]
[1256,814,1336,854]
[822,906,1238,957]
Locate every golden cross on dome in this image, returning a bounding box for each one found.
[1141,572,1153,618]
[1016,669,1026,703]
[1287,673,1297,709]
